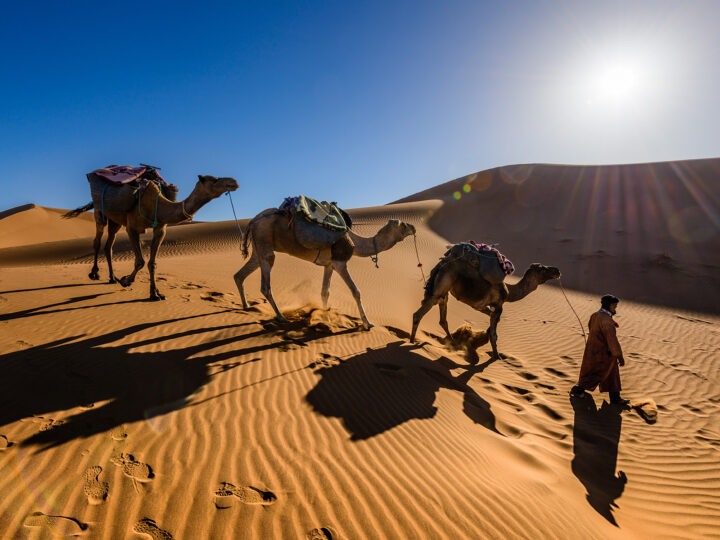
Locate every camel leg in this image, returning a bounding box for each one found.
[233,252,260,310]
[321,265,333,309]
[410,297,438,342]
[411,271,453,342]
[119,228,145,288]
[89,219,105,281]
[104,220,121,284]
[487,305,503,359]
[258,251,288,323]
[438,294,452,340]
[147,225,167,301]
[333,261,372,330]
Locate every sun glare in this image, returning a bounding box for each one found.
[594,63,640,101]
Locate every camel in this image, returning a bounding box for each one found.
[410,255,561,359]
[65,175,239,300]
[235,209,416,329]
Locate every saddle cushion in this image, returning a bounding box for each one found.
[280,195,353,252]
[446,242,515,284]
[281,195,350,231]
[90,165,148,185]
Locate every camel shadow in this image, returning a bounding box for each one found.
[305,340,500,440]
[0,283,98,295]
[1,308,359,450]
[570,395,627,526]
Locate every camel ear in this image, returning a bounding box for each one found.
[198,175,212,183]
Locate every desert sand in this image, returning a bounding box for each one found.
[1,159,718,539]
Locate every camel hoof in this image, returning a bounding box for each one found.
[148,293,166,301]
[88,272,100,281]
[108,277,117,284]
[276,316,290,324]
[118,277,132,288]
[362,322,374,331]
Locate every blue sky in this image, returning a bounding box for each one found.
[2,0,719,221]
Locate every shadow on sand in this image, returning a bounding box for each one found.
[570,394,627,525]
[305,340,500,440]
[1,308,362,450]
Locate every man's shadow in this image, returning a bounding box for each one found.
[305,341,500,440]
[570,395,627,525]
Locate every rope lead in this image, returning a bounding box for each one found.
[413,233,426,284]
[559,279,586,344]
[226,190,245,248]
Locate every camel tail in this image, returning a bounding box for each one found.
[241,221,253,258]
[62,202,94,219]
[423,260,443,300]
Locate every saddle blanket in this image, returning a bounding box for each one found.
[280,195,349,231]
[458,241,515,276]
[90,165,166,185]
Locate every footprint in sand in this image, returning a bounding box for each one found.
[133,518,173,539]
[83,466,109,505]
[111,453,154,492]
[213,482,277,509]
[110,427,128,441]
[36,417,66,431]
[544,367,569,378]
[0,434,12,450]
[308,527,337,539]
[23,512,88,536]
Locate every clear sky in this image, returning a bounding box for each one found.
[2,0,719,221]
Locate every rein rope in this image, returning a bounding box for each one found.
[370,237,379,268]
[181,201,194,221]
[412,233,426,284]
[225,190,245,247]
[137,186,160,228]
[559,278,586,344]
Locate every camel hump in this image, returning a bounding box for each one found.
[281,195,351,250]
[445,242,513,284]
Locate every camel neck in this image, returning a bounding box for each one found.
[348,229,395,257]
[506,272,541,302]
[145,187,206,225]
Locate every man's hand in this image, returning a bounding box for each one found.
[618,356,625,367]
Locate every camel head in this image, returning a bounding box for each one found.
[378,219,416,241]
[196,175,239,199]
[526,263,561,284]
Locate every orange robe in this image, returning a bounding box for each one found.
[577,310,623,392]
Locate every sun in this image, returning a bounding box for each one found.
[589,61,643,104]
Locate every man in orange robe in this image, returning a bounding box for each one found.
[571,295,628,406]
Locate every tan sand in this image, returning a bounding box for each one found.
[0,162,718,539]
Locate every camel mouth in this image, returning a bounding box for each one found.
[223,178,240,192]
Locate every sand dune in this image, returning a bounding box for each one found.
[396,158,720,314]
[1,167,719,539]
[0,204,96,249]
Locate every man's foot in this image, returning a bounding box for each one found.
[609,392,630,407]
[570,385,588,398]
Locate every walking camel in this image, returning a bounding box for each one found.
[65,175,239,300]
[411,256,560,359]
[235,209,416,329]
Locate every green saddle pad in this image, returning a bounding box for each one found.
[295,195,349,232]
